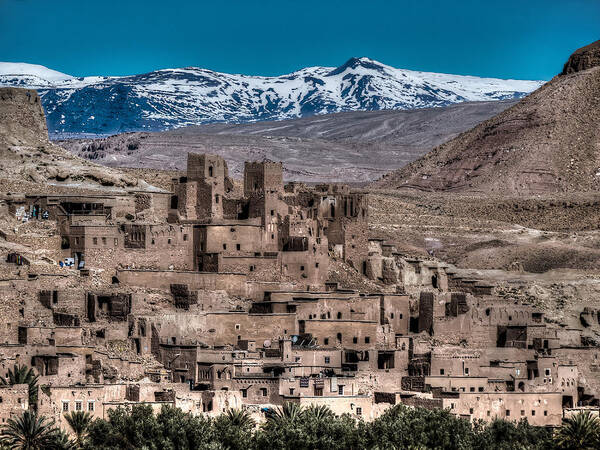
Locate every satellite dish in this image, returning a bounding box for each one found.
[263,339,271,348]
[291,335,299,343]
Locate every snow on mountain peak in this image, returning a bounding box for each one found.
[0,59,545,137]
[0,62,74,85]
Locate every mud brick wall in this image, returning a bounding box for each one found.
[418,292,434,334]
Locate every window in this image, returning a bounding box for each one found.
[544,410,548,416]
[183,234,188,241]
[464,368,470,375]
[236,244,241,251]
[208,166,213,177]
[300,265,305,271]
[365,337,370,344]
[506,410,511,417]
[531,410,535,416]
[521,410,525,416]
[93,237,97,245]
[469,408,474,414]
[76,401,82,411]
[114,238,118,246]
[235,324,240,330]
[338,385,344,395]
[390,313,394,319]
[102,237,106,245]
[249,265,255,272]
[356,407,362,416]
[324,338,329,345]
[260,388,268,397]
[215,195,219,204]
[315,262,319,268]
[62,402,69,412]
[271,234,275,240]
[168,238,172,244]
[241,389,247,398]
[470,387,475,392]
[324,356,330,364]
[487,411,491,417]
[223,244,227,250]
[545,369,551,376]
[88,401,94,412]
[270,210,275,216]
[440,369,445,375]
[353,337,358,344]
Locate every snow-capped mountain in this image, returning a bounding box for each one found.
[0,59,544,137]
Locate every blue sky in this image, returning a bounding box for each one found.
[0,0,598,80]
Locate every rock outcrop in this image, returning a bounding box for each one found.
[562,40,600,75]
[0,87,142,193]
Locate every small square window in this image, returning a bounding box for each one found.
[300,265,305,271]
[324,338,329,345]
[236,244,241,251]
[364,337,370,344]
[261,388,268,397]
[62,402,69,412]
[440,369,445,375]
[270,210,275,216]
[506,410,511,416]
[76,401,82,411]
[352,337,358,344]
[324,356,330,364]
[356,407,362,416]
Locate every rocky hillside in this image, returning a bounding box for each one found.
[58,100,517,183]
[0,87,149,194]
[373,41,600,195]
[0,58,542,137]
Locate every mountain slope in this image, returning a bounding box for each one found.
[0,59,543,137]
[373,42,600,195]
[58,100,518,183]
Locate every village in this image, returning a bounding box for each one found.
[0,151,598,435]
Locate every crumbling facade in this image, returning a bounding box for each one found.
[0,152,598,434]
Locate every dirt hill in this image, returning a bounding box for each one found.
[373,42,600,195]
[0,87,148,194]
[57,100,518,183]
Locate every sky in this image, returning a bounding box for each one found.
[0,0,598,81]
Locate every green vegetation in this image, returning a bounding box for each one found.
[0,365,39,410]
[0,403,598,449]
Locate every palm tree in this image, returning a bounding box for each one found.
[222,409,255,429]
[303,404,335,421]
[0,365,39,409]
[554,411,600,450]
[63,411,91,448]
[0,410,59,449]
[266,402,304,425]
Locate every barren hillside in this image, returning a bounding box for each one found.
[57,100,517,183]
[374,41,600,195]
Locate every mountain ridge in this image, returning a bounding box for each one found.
[0,58,543,137]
